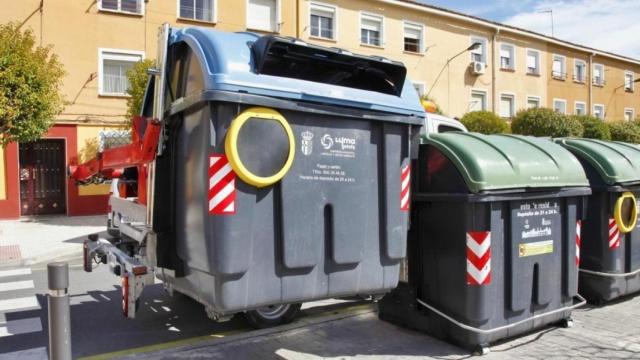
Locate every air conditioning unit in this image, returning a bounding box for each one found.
[471,61,485,75]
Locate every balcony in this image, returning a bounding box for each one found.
[572,74,586,84]
[592,78,606,87]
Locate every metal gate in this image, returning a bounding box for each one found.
[19,139,66,216]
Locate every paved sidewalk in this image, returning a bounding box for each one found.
[117,294,640,359]
[0,215,107,267]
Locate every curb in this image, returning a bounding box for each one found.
[81,304,376,360]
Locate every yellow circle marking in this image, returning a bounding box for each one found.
[225,107,295,188]
[614,192,638,234]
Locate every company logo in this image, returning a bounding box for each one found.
[321,134,356,151]
[321,134,334,150]
[301,131,314,156]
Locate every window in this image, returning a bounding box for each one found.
[438,125,463,133]
[574,60,586,83]
[552,55,566,80]
[625,71,635,92]
[625,108,635,121]
[500,43,515,70]
[403,22,424,53]
[593,64,605,86]
[360,13,383,47]
[310,2,336,39]
[575,102,586,115]
[553,99,567,114]
[593,104,605,120]
[499,93,515,118]
[99,49,144,96]
[526,96,541,109]
[179,0,215,22]
[247,0,278,32]
[526,49,540,75]
[99,0,143,14]
[412,82,425,98]
[470,90,487,111]
[470,36,487,64]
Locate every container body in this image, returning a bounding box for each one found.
[154,98,413,314]
[579,188,640,303]
[409,194,582,347]
[380,143,588,349]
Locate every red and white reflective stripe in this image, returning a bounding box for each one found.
[466,231,491,286]
[122,275,128,317]
[400,164,411,211]
[576,220,582,266]
[608,218,620,249]
[209,154,236,215]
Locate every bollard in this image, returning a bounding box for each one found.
[48,262,72,360]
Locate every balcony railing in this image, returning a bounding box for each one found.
[592,78,606,86]
[572,74,586,83]
[551,71,567,80]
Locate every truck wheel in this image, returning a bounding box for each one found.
[244,303,301,329]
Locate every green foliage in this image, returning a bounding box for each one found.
[126,59,155,125]
[0,23,65,146]
[571,115,611,140]
[460,111,510,134]
[511,108,583,138]
[607,121,640,143]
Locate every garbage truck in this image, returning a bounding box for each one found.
[69,24,425,327]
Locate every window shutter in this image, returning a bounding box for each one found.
[500,48,510,59]
[500,97,512,117]
[553,59,562,73]
[361,16,381,32]
[527,54,537,68]
[404,26,420,40]
[248,0,276,31]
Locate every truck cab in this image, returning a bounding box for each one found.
[422,113,467,135]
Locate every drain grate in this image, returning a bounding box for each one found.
[0,245,22,263]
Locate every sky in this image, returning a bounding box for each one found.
[418,0,640,60]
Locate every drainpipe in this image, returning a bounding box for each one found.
[295,0,300,38]
[589,53,594,115]
[492,28,499,113]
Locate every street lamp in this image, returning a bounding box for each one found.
[426,42,481,98]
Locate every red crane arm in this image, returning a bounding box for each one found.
[68,117,162,182]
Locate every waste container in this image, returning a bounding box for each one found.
[151,27,425,320]
[555,138,640,304]
[378,133,591,353]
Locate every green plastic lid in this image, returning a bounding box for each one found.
[423,133,589,193]
[554,138,640,185]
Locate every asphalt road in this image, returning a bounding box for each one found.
[0,258,362,359]
[0,258,250,359]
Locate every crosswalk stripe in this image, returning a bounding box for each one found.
[0,280,34,293]
[0,268,31,278]
[0,296,40,313]
[0,317,43,338]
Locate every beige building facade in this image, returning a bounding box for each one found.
[1,0,639,219]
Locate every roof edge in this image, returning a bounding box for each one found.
[383,0,640,66]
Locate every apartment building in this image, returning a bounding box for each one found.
[0,0,639,219]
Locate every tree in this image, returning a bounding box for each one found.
[126,59,155,124]
[571,115,611,140]
[0,23,65,146]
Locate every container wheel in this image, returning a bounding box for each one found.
[244,303,302,329]
[473,344,490,356]
[559,318,574,328]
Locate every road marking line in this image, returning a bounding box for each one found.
[0,268,31,278]
[0,296,40,313]
[0,280,34,293]
[0,317,43,338]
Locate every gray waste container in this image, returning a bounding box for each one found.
[379,133,591,353]
[555,138,640,304]
[150,27,424,321]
